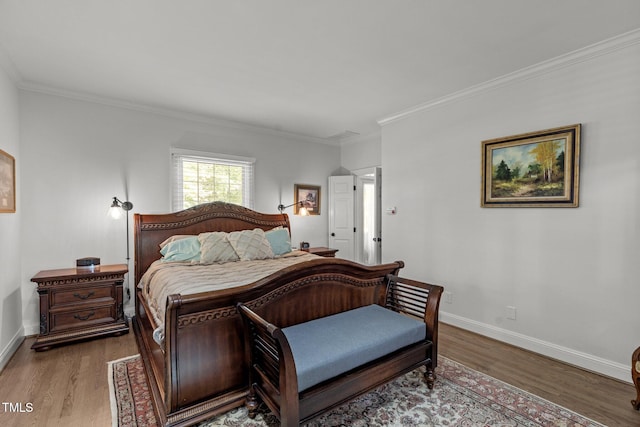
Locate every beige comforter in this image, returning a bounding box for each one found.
[139,251,319,337]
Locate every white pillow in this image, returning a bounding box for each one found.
[227,228,274,261]
[198,232,239,264]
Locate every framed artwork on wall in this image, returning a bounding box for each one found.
[481,124,581,208]
[0,149,16,213]
[294,184,320,215]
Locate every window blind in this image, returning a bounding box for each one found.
[171,149,255,211]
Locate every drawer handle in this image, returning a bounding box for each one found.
[73,311,95,321]
[73,291,95,300]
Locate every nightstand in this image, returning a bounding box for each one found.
[31,264,129,351]
[305,247,339,257]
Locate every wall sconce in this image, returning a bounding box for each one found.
[109,197,133,219]
[110,196,133,300]
[109,197,133,256]
[277,201,309,216]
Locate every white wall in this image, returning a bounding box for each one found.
[19,92,340,334]
[0,63,22,369]
[380,34,640,381]
[340,132,381,172]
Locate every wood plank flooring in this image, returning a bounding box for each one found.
[0,327,138,427]
[439,324,639,427]
[0,322,637,426]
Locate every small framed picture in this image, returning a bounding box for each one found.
[294,184,320,215]
[0,149,16,213]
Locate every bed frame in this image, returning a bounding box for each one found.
[132,202,404,426]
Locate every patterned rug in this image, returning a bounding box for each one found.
[108,355,604,427]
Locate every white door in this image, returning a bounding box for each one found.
[328,175,355,260]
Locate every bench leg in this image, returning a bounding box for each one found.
[424,362,436,390]
[246,386,259,419]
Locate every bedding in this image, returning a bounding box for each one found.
[227,228,274,260]
[198,232,239,264]
[139,250,319,342]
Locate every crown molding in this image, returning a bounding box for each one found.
[0,42,22,84]
[17,81,339,146]
[378,28,640,127]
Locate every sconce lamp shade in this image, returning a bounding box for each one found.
[109,196,133,219]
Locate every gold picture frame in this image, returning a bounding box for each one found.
[294,184,320,215]
[0,149,16,213]
[481,124,581,208]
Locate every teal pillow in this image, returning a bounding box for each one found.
[160,236,201,262]
[265,227,292,256]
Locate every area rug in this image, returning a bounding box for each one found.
[108,355,604,427]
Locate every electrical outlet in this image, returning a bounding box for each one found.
[506,305,517,320]
[444,291,453,304]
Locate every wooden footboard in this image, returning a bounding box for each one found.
[133,257,404,426]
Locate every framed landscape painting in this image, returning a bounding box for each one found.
[0,149,16,213]
[481,124,581,207]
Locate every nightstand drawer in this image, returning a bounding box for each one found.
[52,286,114,307]
[50,305,116,332]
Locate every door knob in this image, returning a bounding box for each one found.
[331,233,335,237]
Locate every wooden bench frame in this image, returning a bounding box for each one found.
[238,275,443,426]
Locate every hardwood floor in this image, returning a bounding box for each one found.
[0,327,138,427]
[439,324,639,427]
[0,321,637,426]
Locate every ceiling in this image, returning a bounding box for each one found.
[1,1,639,142]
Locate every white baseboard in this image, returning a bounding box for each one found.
[124,303,135,319]
[441,311,631,384]
[23,322,39,337]
[124,305,136,319]
[0,327,25,372]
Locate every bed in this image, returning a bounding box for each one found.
[131,202,404,426]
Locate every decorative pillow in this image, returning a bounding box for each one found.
[227,228,274,261]
[160,236,201,262]
[198,232,240,264]
[159,234,194,249]
[265,227,292,256]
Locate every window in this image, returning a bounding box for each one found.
[171,149,255,211]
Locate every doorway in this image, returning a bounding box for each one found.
[328,167,382,264]
[354,167,381,265]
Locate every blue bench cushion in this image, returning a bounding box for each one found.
[281,304,426,392]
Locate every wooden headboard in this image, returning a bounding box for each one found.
[133,202,290,285]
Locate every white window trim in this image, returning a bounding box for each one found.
[171,148,256,211]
